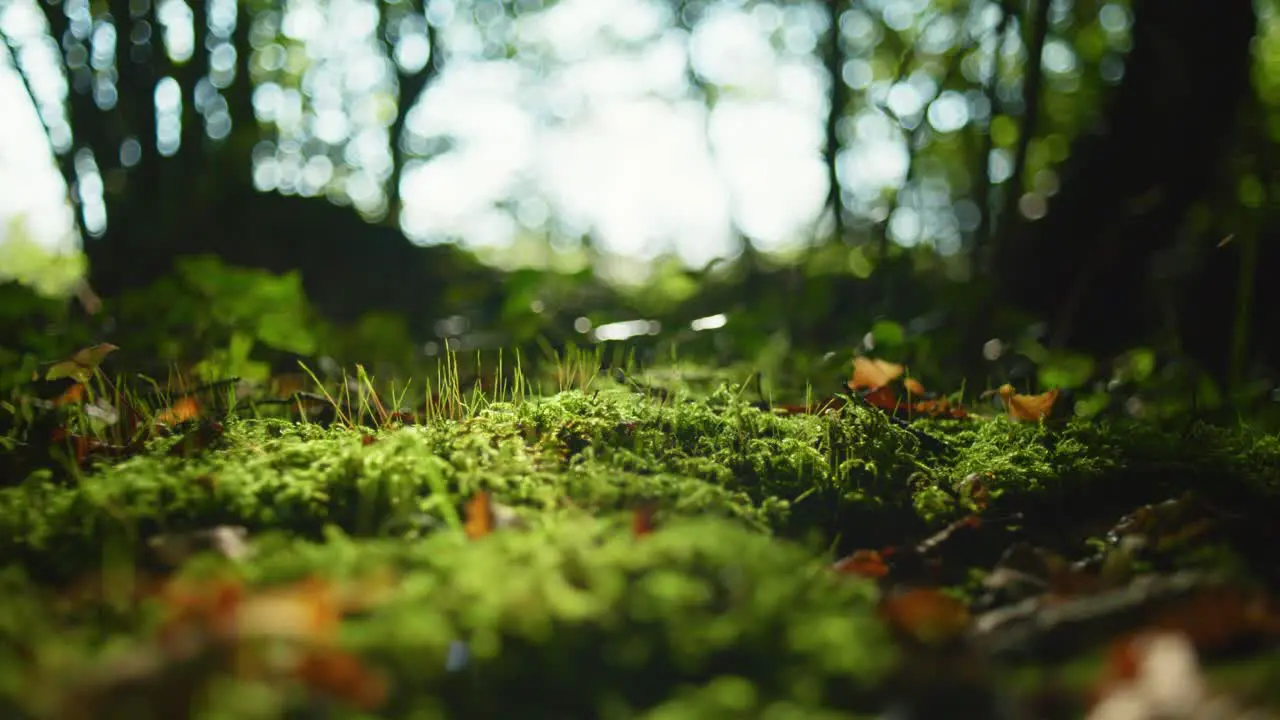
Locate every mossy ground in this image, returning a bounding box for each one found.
[3,370,1280,718]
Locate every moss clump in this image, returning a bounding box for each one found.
[8,385,1280,584]
[3,519,897,719]
[279,519,896,718]
[930,417,1280,522]
[0,388,940,581]
[7,375,1280,717]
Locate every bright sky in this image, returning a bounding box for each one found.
[0,32,78,253]
[0,0,922,268]
[397,0,855,266]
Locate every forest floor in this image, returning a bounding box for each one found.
[2,362,1280,719]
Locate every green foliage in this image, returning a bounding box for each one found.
[1016,339,1095,391]
[174,256,317,356]
[1113,348,1157,384]
[108,256,319,375]
[0,218,85,297]
[0,282,94,397]
[867,320,905,351]
[9,359,1280,586]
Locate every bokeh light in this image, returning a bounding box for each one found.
[0,0,1151,272]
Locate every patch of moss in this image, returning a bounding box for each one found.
[3,519,897,718]
[10,386,1280,585]
[6,377,1280,717]
[0,388,939,580]
[926,417,1280,520]
[290,520,896,717]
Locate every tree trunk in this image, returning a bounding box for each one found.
[995,0,1256,364]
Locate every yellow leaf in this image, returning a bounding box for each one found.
[997,384,1060,422]
[850,356,904,390]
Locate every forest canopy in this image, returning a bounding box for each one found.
[0,0,1277,403]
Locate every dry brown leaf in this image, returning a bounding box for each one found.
[996,384,1061,422]
[632,504,657,538]
[879,588,971,645]
[832,549,890,579]
[53,383,88,407]
[850,356,906,390]
[903,377,927,396]
[154,396,202,426]
[294,646,388,710]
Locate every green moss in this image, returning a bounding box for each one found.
[926,416,1280,517]
[300,520,893,717]
[2,519,896,718]
[0,388,939,580]
[6,376,1280,717]
[9,387,1280,585]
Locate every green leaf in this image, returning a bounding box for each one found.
[869,320,905,349]
[1114,348,1156,383]
[45,343,118,382]
[1038,352,1094,390]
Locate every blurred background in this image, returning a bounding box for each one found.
[1,0,1278,415]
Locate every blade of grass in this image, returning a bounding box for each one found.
[297,360,351,428]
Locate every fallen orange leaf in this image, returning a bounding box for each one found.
[850,356,905,390]
[878,588,971,645]
[832,549,890,579]
[995,384,1060,422]
[237,577,342,642]
[464,491,494,539]
[903,377,927,396]
[54,383,88,407]
[912,397,969,419]
[157,576,348,649]
[157,578,244,648]
[1148,586,1280,651]
[632,504,657,538]
[154,396,202,426]
[295,647,388,710]
[861,385,903,412]
[849,356,939,416]
[154,576,387,711]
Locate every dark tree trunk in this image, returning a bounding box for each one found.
[822,0,848,243]
[71,0,453,333]
[994,0,1256,367]
[384,3,438,221]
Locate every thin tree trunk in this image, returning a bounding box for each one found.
[822,0,848,243]
[385,2,439,224]
[994,0,1050,258]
